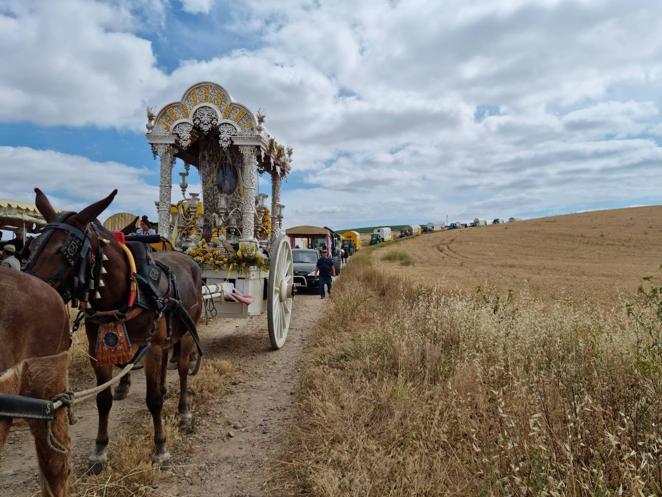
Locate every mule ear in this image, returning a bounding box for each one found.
[34,188,57,223]
[73,189,118,225]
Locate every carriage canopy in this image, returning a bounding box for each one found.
[145,81,292,246]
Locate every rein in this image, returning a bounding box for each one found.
[24,215,135,319]
[24,212,95,305]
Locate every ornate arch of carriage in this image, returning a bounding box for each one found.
[146,81,292,251]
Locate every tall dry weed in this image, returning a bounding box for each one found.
[274,253,662,497]
[67,350,233,495]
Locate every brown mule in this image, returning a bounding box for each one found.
[26,189,203,468]
[0,268,71,496]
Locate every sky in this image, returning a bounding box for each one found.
[0,0,661,229]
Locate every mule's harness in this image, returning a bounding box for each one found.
[5,214,203,451]
[24,211,94,304]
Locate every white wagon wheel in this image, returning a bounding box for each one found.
[267,235,294,349]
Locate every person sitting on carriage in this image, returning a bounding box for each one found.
[136,215,156,235]
[1,228,25,253]
[1,244,21,271]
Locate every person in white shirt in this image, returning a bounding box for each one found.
[1,244,21,270]
[136,215,156,235]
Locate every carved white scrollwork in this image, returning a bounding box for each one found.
[192,106,219,134]
[270,173,282,242]
[173,122,194,149]
[157,144,176,236]
[238,145,258,241]
[151,143,172,160]
[218,122,238,149]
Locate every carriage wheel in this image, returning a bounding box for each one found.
[267,235,294,350]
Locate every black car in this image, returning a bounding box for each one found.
[292,249,320,292]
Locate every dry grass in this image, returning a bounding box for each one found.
[377,206,662,305]
[65,331,233,496]
[273,252,662,496]
[68,324,96,391]
[189,358,234,403]
[381,250,413,266]
[71,424,164,497]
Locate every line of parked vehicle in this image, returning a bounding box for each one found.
[367,217,519,246]
[447,217,517,229]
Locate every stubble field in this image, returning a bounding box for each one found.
[274,207,662,497]
[377,206,662,305]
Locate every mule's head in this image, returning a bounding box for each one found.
[25,188,117,302]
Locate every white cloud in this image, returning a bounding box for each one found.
[1,0,662,226]
[179,0,215,15]
[0,146,160,219]
[0,0,166,129]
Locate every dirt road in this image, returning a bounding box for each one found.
[0,293,324,497]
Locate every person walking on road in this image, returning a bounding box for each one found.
[315,248,336,299]
[341,247,348,266]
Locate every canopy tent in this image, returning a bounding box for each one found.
[286,225,332,253]
[103,212,139,233]
[0,199,47,233]
[285,225,330,237]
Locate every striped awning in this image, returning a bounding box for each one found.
[285,225,330,237]
[0,199,47,232]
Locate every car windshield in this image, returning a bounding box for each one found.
[293,251,318,263]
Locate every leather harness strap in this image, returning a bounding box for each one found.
[26,217,203,356]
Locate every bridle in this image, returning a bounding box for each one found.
[25,212,103,305]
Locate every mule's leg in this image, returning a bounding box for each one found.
[29,410,70,497]
[144,343,170,465]
[0,418,12,448]
[113,371,131,400]
[160,348,169,399]
[88,363,114,472]
[177,335,195,430]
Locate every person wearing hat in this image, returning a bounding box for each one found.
[136,215,156,235]
[314,248,336,299]
[1,244,20,271]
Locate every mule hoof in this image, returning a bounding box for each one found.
[87,451,108,474]
[113,386,129,401]
[179,413,193,431]
[152,450,171,469]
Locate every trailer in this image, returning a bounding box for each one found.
[373,227,392,241]
[341,230,362,254]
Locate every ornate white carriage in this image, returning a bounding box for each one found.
[145,82,294,348]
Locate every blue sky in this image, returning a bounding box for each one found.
[1,0,661,229]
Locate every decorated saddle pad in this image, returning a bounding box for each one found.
[96,322,132,366]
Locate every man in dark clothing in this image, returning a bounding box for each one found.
[315,249,336,299]
[4,230,25,253]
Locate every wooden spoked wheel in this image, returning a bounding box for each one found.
[267,235,294,350]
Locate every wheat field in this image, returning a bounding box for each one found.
[274,208,662,497]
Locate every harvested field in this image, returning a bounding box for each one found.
[274,208,662,497]
[376,206,662,304]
